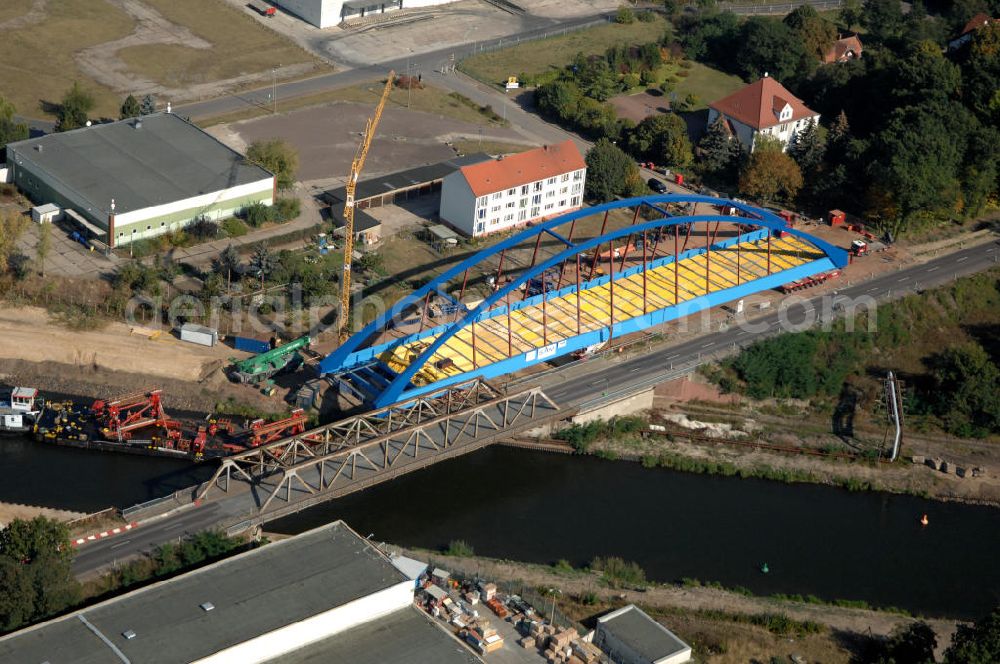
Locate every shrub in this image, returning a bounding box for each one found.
[591,556,646,589]
[638,9,657,22]
[615,6,635,23]
[243,202,272,228]
[221,217,248,237]
[273,197,301,223]
[445,539,475,556]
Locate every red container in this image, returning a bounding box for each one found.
[828,209,846,227]
[673,173,684,185]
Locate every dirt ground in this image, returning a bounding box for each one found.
[609,90,671,123]
[217,98,524,183]
[0,501,83,528]
[404,548,960,659]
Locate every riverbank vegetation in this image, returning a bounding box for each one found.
[707,268,1000,439]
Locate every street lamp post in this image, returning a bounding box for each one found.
[272,65,279,114]
[547,588,561,624]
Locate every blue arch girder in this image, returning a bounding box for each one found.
[321,195,849,407]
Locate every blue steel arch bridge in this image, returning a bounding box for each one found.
[319,194,849,409]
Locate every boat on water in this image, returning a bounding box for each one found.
[0,387,42,434]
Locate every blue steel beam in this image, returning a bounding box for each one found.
[320,196,849,406]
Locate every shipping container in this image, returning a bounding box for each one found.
[179,323,218,347]
[231,336,271,354]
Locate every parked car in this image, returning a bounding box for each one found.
[648,178,667,194]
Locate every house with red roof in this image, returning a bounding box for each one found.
[948,12,999,50]
[706,75,821,154]
[822,34,863,63]
[440,141,586,237]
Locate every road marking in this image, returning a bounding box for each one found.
[927,266,939,272]
[737,331,749,336]
[629,367,641,373]
[665,354,678,360]
[164,522,184,531]
[701,342,713,348]
[590,380,603,386]
[957,256,969,262]
[897,277,908,283]
[109,539,132,550]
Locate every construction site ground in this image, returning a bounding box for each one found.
[405,548,960,662]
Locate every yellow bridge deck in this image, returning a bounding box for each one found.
[380,235,824,386]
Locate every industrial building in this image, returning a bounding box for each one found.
[594,605,692,664]
[440,141,586,237]
[0,521,482,664]
[5,113,275,248]
[273,0,459,27]
[707,75,820,153]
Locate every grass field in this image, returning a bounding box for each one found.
[674,62,745,110]
[459,17,670,87]
[0,0,36,21]
[119,0,319,89]
[0,0,134,119]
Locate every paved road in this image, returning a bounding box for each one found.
[174,12,613,124]
[71,238,998,576]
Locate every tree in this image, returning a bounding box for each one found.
[677,12,741,66]
[535,80,582,122]
[216,244,242,288]
[866,100,971,229]
[960,24,1000,127]
[246,139,298,190]
[787,118,826,174]
[249,243,276,287]
[584,139,639,202]
[736,18,810,81]
[0,517,80,628]
[140,94,157,115]
[945,606,1000,664]
[615,5,635,23]
[36,221,51,276]
[784,4,838,60]
[925,342,1000,437]
[886,41,961,107]
[627,113,692,168]
[862,0,904,41]
[840,0,863,31]
[0,209,29,275]
[0,95,28,154]
[879,621,937,664]
[738,137,803,203]
[120,94,141,120]
[56,81,95,132]
[697,116,740,175]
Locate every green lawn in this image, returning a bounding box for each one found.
[460,17,671,87]
[0,0,35,21]
[674,62,745,110]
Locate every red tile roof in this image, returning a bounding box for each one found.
[459,140,585,197]
[960,12,998,36]
[708,76,818,130]
[822,34,863,64]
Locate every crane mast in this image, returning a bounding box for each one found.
[339,72,395,343]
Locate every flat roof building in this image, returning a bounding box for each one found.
[0,521,481,664]
[595,604,692,664]
[440,141,586,237]
[6,113,275,248]
[273,0,461,28]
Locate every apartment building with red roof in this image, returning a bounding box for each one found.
[706,75,820,153]
[440,140,586,237]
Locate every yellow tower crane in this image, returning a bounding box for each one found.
[339,71,395,344]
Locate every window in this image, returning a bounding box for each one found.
[492,192,502,200]
[478,209,486,219]
[531,194,541,205]
[146,225,152,231]
[559,186,568,194]
[521,185,529,195]
[508,188,516,196]
[518,210,527,221]
[780,123,788,132]
[571,183,581,194]
[559,200,566,207]
[544,203,555,210]
[531,206,540,217]
[519,198,528,208]
[476,222,485,233]
[491,205,501,212]
[160,222,166,227]
[504,213,514,221]
[547,177,556,185]
[560,173,570,182]
[478,196,487,206]
[573,170,583,181]
[546,190,555,198]
[571,196,580,206]
[533,182,543,192]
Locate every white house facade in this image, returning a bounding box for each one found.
[707,75,820,153]
[440,141,586,237]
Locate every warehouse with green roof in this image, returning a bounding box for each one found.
[5,112,275,248]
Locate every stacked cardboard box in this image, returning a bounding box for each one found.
[519,636,536,649]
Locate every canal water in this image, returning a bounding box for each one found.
[269,446,1000,619]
